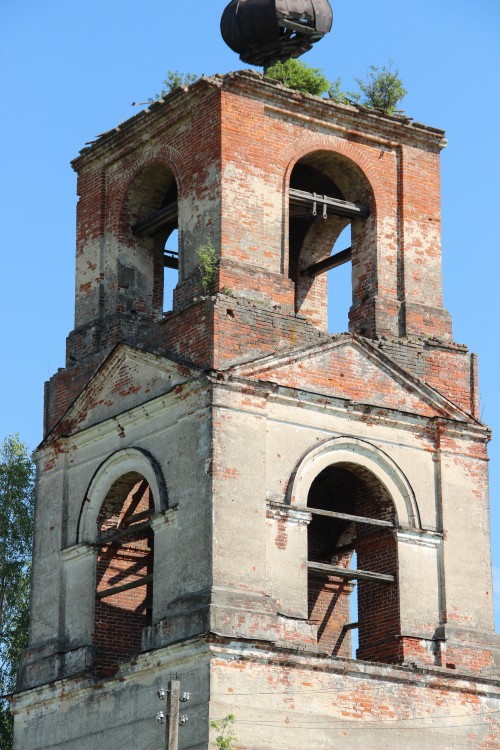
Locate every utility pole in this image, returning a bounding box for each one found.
[165,679,180,750]
[156,679,190,750]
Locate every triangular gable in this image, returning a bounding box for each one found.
[48,345,200,440]
[229,335,470,421]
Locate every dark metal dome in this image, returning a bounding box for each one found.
[220,0,333,68]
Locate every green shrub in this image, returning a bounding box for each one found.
[197,240,218,293]
[327,76,350,104]
[154,70,199,100]
[265,58,330,96]
[354,62,407,114]
[210,714,238,750]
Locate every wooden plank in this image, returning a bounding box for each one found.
[132,201,177,236]
[309,507,394,528]
[96,573,153,600]
[301,247,352,277]
[289,188,370,219]
[308,561,395,584]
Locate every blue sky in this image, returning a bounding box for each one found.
[1,0,499,627]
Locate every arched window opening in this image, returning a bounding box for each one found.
[307,463,400,664]
[126,163,179,319]
[93,472,154,677]
[288,154,371,333]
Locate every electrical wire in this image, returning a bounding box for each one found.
[23,664,498,750]
[210,700,500,721]
[227,716,500,729]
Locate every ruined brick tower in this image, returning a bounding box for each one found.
[12,70,500,748]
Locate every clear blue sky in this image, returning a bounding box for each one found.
[1,0,499,628]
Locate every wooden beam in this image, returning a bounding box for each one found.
[122,509,153,527]
[331,541,357,555]
[97,520,151,546]
[342,621,359,631]
[164,251,179,270]
[96,574,153,600]
[301,247,352,277]
[132,201,177,236]
[308,561,395,584]
[289,188,370,220]
[309,507,395,528]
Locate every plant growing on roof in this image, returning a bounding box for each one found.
[327,76,350,104]
[153,70,199,100]
[265,58,330,96]
[264,57,407,115]
[352,61,407,114]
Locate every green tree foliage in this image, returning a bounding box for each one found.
[353,62,407,114]
[210,714,238,750]
[154,70,199,100]
[0,436,35,748]
[265,58,330,96]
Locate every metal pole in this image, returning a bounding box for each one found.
[166,679,180,750]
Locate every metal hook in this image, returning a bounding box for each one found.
[312,192,317,217]
[323,196,328,219]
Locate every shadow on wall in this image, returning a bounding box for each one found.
[93,474,154,676]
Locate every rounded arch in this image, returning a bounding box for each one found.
[118,154,181,236]
[77,447,168,544]
[286,436,421,529]
[116,146,184,219]
[280,134,388,217]
[280,138,386,335]
[114,152,182,317]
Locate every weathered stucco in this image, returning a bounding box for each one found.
[12,71,500,749]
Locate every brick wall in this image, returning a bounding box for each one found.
[93,475,153,676]
[307,463,400,664]
[45,72,463,437]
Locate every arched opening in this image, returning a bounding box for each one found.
[125,162,179,319]
[93,472,154,676]
[288,152,374,333]
[307,462,400,663]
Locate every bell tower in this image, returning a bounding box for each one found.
[13,5,500,748]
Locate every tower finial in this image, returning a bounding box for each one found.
[220,0,333,69]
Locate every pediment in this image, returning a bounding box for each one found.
[49,345,200,439]
[230,335,469,421]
